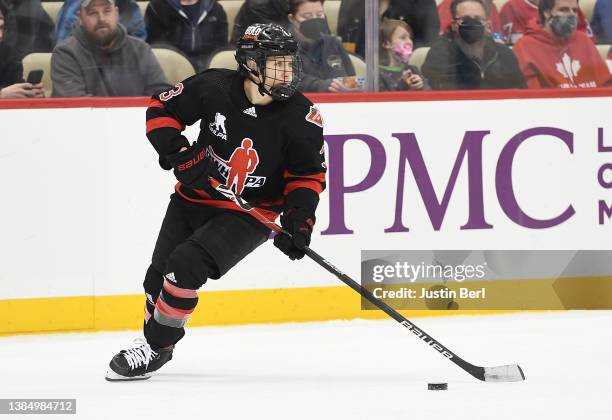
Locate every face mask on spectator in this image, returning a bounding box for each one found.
[549,14,577,39]
[457,16,486,44]
[299,18,331,41]
[392,43,413,63]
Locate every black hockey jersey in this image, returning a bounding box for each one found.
[145,69,326,222]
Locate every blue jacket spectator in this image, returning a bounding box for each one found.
[55,0,146,43]
[592,0,612,43]
[145,0,228,71]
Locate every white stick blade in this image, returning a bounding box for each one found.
[484,364,525,382]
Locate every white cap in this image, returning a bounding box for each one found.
[81,0,114,7]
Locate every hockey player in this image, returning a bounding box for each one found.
[105,23,326,381]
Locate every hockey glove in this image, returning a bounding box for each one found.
[273,208,314,260]
[166,143,214,190]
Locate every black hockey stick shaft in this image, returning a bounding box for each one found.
[208,178,520,382]
[301,246,486,380]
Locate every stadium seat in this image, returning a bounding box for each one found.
[596,44,611,62]
[41,2,62,25]
[324,1,341,35]
[21,53,53,98]
[137,1,147,17]
[493,0,508,14]
[348,53,366,77]
[207,48,238,70]
[581,0,596,22]
[219,0,244,43]
[152,48,196,85]
[408,47,430,73]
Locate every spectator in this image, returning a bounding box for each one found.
[500,0,591,44]
[288,0,359,92]
[438,0,502,36]
[0,1,45,98]
[56,0,146,43]
[591,0,612,43]
[230,0,289,45]
[513,0,612,88]
[379,19,426,91]
[145,0,227,71]
[51,0,170,97]
[422,0,526,90]
[0,0,55,59]
[337,0,440,57]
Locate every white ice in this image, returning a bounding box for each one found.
[1,311,611,420]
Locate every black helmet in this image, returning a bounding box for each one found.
[236,23,302,101]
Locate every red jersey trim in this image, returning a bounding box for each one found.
[283,170,326,183]
[284,180,325,195]
[147,98,165,109]
[146,117,185,134]
[175,184,279,222]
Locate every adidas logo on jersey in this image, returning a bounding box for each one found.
[243,107,257,118]
[165,273,176,283]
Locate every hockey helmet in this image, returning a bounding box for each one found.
[236,23,302,101]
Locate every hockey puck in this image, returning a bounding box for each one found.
[427,383,448,390]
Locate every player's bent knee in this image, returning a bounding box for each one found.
[164,240,218,290]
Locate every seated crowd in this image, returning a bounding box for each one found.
[0,0,610,98]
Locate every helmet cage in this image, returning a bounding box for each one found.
[236,28,302,101]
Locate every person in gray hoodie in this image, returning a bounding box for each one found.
[51,0,170,97]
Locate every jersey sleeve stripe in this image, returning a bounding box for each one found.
[284,179,325,195]
[146,117,185,134]
[283,170,326,183]
[147,98,165,109]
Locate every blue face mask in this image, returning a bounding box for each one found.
[549,14,578,38]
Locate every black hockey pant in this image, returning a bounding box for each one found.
[143,193,269,349]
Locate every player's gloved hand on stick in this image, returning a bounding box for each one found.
[166,143,214,190]
[274,208,314,260]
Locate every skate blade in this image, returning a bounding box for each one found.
[105,369,152,382]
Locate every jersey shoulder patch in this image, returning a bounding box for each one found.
[305,106,323,128]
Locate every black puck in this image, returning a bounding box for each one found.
[427,383,448,390]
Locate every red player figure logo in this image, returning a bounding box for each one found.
[226,138,260,194]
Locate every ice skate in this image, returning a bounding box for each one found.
[105,338,173,381]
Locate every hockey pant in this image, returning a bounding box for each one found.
[143,193,269,349]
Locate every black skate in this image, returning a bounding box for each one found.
[105,339,173,381]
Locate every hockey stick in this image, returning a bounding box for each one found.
[208,178,525,382]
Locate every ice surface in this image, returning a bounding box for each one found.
[1,311,611,420]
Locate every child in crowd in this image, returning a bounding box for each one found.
[379,19,426,91]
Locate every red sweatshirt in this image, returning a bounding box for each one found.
[512,22,612,88]
[438,0,501,34]
[499,0,592,43]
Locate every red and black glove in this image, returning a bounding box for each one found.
[166,143,214,190]
[273,208,314,260]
